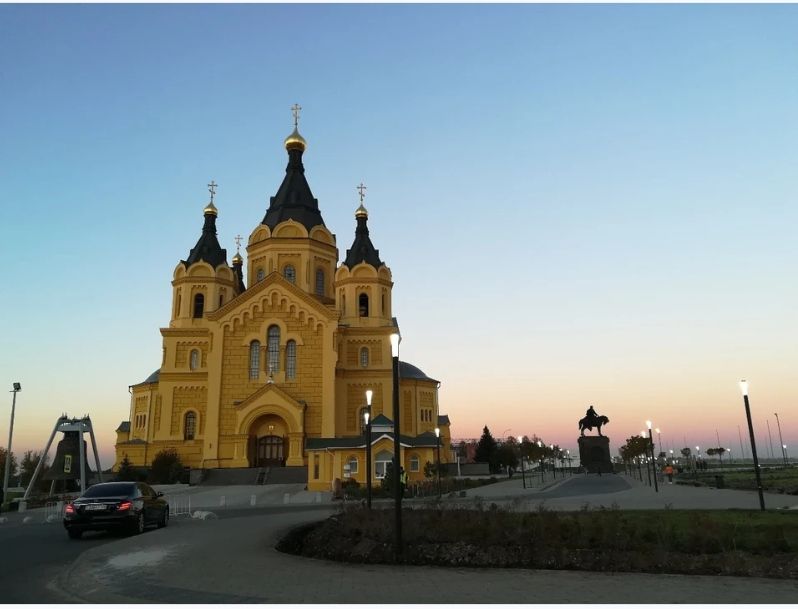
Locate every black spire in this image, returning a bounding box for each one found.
[261,139,326,231]
[182,204,228,268]
[343,206,383,269]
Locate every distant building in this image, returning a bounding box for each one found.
[114,113,451,490]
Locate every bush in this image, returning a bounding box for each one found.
[148,449,184,484]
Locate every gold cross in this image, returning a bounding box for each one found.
[208,180,218,203]
[357,182,367,204]
[234,234,243,253]
[291,103,302,128]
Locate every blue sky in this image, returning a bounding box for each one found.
[1,4,797,467]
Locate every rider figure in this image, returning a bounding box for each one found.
[586,405,598,421]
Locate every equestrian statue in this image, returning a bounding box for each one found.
[579,405,609,437]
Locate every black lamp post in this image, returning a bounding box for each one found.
[550,445,556,479]
[518,436,526,488]
[364,389,373,509]
[435,427,441,499]
[775,412,787,467]
[537,440,544,483]
[740,380,766,510]
[390,332,402,557]
[2,382,21,501]
[646,421,659,493]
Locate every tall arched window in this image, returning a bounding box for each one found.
[249,340,261,380]
[175,292,181,318]
[193,293,204,318]
[286,340,297,380]
[360,346,369,368]
[283,265,296,283]
[256,268,265,282]
[267,325,280,373]
[315,269,325,296]
[359,293,369,317]
[382,291,386,315]
[190,349,200,370]
[184,411,196,440]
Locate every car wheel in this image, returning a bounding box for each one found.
[157,507,169,528]
[67,528,82,540]
[131,512,145,535]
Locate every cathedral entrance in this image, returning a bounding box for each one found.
[256,435,286,467]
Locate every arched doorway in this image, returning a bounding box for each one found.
[256,435,286,467]
[247,414,289,467]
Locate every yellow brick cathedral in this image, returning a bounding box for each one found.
[114,109,450,491]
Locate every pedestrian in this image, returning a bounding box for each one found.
[664,464,674,484]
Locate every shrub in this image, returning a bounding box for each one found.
[148,449,183,484]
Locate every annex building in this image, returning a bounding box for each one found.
[114,112,451,491]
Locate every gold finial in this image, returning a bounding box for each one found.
[355,182,368,218]
[232,234,243,263]
[291,103,302,128]
[204,180,218,215]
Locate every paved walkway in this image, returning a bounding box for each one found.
[53,475,798,603]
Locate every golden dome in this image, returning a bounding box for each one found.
[203,201,218,216]
[355,204,368,218]
[284,127,307,152]
[232,252,243,265]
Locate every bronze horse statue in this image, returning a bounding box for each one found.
[579,414,610,437]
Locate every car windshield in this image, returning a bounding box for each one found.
[82,483,134,498]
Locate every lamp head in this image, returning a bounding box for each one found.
[364,411,370,425]
[655,428,660,434]
[12,382,21,392]
[435,427,440,438]
[646,420,652,429]
[389,333,401,357]
[537,441,541,447]
[739,379,749,397]
[517,436,523,444]
[365,389,373,406]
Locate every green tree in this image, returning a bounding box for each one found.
[117,454,136,481]
[497,441,519,472]
[475,426,499,473]
[148,449,184,484]
[19,450,49,487]
[0,447,17,483]
[680,447,692,459]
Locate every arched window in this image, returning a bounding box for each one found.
[286,340,297,380]
[375,450,393,480]
[267,325,280,373]
[315,269,325,296]
[184,411,196,440]
[249,340,261,380]
[193,293,204,318]
[256,268,265,282]
[283,265,296,283]
[175,292,181,318]
[359,293,369,317]
[347,455,359,475]
[219,293,224,308]
[410,454,420,472]
[360,347,369,368]
[190,349,200,371]
[382,291,386,315]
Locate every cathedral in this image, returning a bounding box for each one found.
[114,110,450,491]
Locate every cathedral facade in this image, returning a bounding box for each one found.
[114,115,450,491]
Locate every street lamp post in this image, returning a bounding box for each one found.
[518,436,526,489]
[537,440,544,483]
[3,383,21,501]
[390,332,403,556]
[435,427,441,499]
[740,380,765,511]
[550,445,556,479]
[641,431,652,486]
[646,421,659,493]
[364,389,373,509]
[774,413,787,467]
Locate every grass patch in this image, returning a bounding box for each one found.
[677,466,798,495]
[277,504,798,578]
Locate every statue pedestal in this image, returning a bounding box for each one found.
[578,436,613,474]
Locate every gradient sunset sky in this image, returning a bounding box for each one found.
[1,3,796,469]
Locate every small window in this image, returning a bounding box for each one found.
[249,341,261,380]
[375,450,393,479]
[283,265,296,283]
[193,293,204,318]
[315,268,325,296]
[286,340,296,380]
[382,291,386,315]
[410,455,420,472]
[347,456,359,475]
[256,268,265,282]
[267,325,280,373]
[360,347,369,368]
[219,294,224,308]
[184,411,196,440]
[175,292,181,318]
[359,293,369,317]
[190,349,200,370]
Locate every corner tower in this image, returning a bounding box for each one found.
[170,184,239,328]
[246,106,338,302]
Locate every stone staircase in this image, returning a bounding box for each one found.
[197,466,307,486]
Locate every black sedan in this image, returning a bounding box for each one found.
[63,481,169,539]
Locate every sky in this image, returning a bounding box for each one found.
[1,3,797,470]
